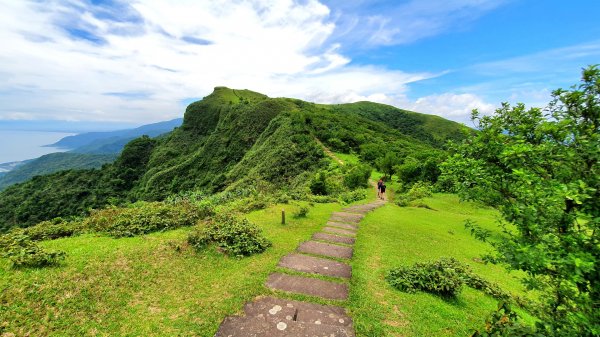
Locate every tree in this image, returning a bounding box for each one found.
[377,152,399,179]
[441,66,599,336]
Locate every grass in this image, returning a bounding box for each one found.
[348,193,534,337]
[1,193,535,336]
[0,202,341,337]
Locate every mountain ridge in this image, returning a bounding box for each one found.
[0,87,469,231]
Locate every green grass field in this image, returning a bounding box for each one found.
[1,193,534,336]
[349,194,533,336]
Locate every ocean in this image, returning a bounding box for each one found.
[0,130,75,165]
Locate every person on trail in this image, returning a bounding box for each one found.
[377,178,383,198]
[380,182,387,200]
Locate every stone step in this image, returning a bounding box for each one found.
[342,202,384,214]
[243,297,351,327]
[327,221,358,230]
[266,273,349,300]
[312,232,355,245]
[330,212,364,223]
[297,240,353,259]
[214,315,354,336]
[323,226,357,237]
[278,253,352,278]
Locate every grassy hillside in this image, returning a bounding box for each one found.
[0,153,117,191]
[0,195,534,336]
[0,87,468,231]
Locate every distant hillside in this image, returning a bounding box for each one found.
[0,153,117,191]
[0,87,469,230]
[50,118,182,153]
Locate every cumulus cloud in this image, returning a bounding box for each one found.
[0,0,444,124]
[404,93,496,124]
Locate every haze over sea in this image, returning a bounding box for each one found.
[0,130,74,165]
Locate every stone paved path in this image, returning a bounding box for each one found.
[214,199,385,336]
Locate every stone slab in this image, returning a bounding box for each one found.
[323,226,356,237]
[297,240,353,259]
[278,253,352,278]
[312,232,355,245]
[266,273,349,300]
[244,297,351,327]
[327,221,358,230]
[214,315,355,336]
[330,212,364,224]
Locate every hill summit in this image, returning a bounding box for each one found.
[0,87,468,231]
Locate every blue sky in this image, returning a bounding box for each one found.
[0,0,598,127]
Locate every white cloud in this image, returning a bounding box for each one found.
[0,0,444,124]
[404,93,496,123]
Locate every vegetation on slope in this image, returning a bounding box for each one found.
[0,152,117,191]
[0,87,468,232]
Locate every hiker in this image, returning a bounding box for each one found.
[380,181,386,200]
[377,178,383,198]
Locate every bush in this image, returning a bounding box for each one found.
[187,214,271,257]
[338,190,367,204]
[85,200,208,238]
[0,232,65,268]
[386,257,467,298]
[343,164,371,189]
[471,302,541,337]
[23,218,84,241]
[387,257,513,301]
[395,181,434,207]
[309,171,329,195]
[293,206,309,218]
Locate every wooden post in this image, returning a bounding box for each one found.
[281,209,286,225]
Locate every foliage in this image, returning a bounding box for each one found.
[395,181,434,207]
[23,218,84,241]
[85,201,206,238]
[441,66,600,336]
[187,214,271,257]
[0,86,466,232]
[292,205,309,218]
[471,302,541,337]
[386,257,468,298]
[338,190,367,204]
[394,151,445,187]
[0,231,65,268]
[0,152,116,191]
[376,152,399,179]
[387,257,516,304]
[343,163,371,189]
[309,171,330,195]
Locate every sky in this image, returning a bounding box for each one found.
[1,0,599,128]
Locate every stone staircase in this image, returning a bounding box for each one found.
[214,200,385,336]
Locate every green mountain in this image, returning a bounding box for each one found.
[0,153,117,191]
[0,87,469,231]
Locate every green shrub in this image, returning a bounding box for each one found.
[0,232,65,268]
[471,302,541,337]
[395,181,434,207]
[338,190,367,204]
[23,218,84,241]
[387,257,518,303]
[386,257,467,298]
[309,171,329,195]
[187,214,271,257]
[405,181,433,199]
[343,164,371,189]
[293,206,309,218]
[85,200,207,238]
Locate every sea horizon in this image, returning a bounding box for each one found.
[0,130,75,165]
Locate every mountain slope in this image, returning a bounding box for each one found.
[0,87,468,231]
[0,153,117,191]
